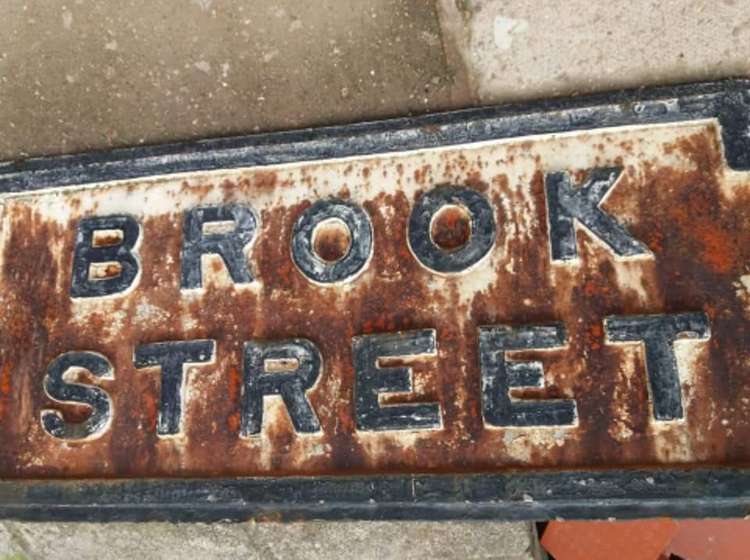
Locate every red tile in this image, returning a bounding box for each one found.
[665,519,750,560]
[541,519,679,560]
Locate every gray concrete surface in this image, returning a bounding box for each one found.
[0,0,472,159]
[439,0,750,103]
[2,1,749,160]
[0,521,541,560]
[1,0,747,558]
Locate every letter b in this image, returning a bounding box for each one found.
[70,215,140,298]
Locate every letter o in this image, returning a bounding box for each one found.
[291,199,373,284]
[408,185,496,273]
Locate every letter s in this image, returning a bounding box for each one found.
[42,351,114,440]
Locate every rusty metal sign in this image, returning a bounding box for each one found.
[0,80,749,521]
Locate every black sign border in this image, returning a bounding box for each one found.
[0,469,748,521]
[2,79,750,520]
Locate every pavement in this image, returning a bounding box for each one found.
[1,0,749,558]
[0,521,542,560]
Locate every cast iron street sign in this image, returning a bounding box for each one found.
[0,80,749,521]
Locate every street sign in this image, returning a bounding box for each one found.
[0,80,748,521]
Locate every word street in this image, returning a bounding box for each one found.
[43,167,710,441]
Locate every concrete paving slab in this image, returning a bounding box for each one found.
[0,0,473,160]
[4,0,748,161]
[0,521,540,560]
[438,0,750,103]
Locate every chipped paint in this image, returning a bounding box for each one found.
[0,120,747,479]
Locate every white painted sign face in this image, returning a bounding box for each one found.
[0,118,743,477]
[0,80,748,522]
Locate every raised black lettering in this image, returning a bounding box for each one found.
[605,312,711,421]
[353,329,441,431]
[241,339,322,435]
[42,351,114,440]
[408,185,496,273]
[291,199,372,284]
[545,167,649,261]
[181,205,258,289]
[133,340,215,435]
[70,215,140,297]
[479,324,577,427]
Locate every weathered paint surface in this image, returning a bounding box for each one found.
[0,120,748,478]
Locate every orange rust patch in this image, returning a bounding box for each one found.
[312,219,352,263]
[694,226,736,274]
[253,171,278,191]
[92,231,124,247]
[0,362,12,397]
[0,123,747,479]
[430,205,472,252]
